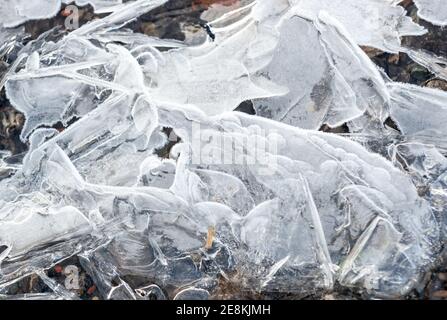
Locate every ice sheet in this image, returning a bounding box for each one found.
[415,0,447,26]
[0,0,445,300]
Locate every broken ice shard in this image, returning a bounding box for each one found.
[414,0,447,26]
[291,0,426,52]
[253,12,389,130]
[0,0,61,28]
[389,83,447,152]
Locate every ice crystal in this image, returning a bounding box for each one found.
[0,0,446,300]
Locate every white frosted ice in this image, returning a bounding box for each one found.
[405,48,447,82]
[62,0,122,12]
[253,12,389,130]
[389,83,447,152]
[415,0,447,26]
[0,0,61,28]
[290,0,426,52]
[0,0,126,28]
[0,205,91,258]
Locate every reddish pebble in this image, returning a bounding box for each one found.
[54,265,63,273]
[87,285,96,295]
[61,9,71,17]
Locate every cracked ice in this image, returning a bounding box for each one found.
[0,0,446,300]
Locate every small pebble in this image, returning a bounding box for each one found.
[437,273,447,281]
[387,54,400,65]
[87,285,96,295]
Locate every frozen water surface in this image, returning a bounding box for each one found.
[0,0,446,300]
[415,0,447,26]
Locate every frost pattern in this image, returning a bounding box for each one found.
[0,0,446,300]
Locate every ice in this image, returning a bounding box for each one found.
[0,0,419,132]
[0,0,60,28]
[202,0,426,52]
[5,38,118,140]
[415,0,447,26]
[388,83,447,152]
[142,2,286,116]
[404,48,447,82]
[0,205,91,258]
[290,0,426,52]
[389,142,447,238]
[0,293,66,300]
[253,12,389,130]
[174,287,210,300]
[135,284,167,300]
[62,0,123,12]
[0,0,445,300]
[0,95,439,298]
[70,0,168,37]
[0,26,24,54]
[0,0,126,28]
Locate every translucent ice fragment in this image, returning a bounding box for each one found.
[389,142,447,184]
[6,75,99,140]
[253,13,389,130]
[139,157,176,188]
[388,83,447,151]
[41,95,163,187]
[194,169,255,216]
[0,100,439,298]
[338,217,412,297]
[0,0,60,28]
[5,37,148,140]
[62,0,122,12]
[0,205,90,258]
[71,0,168,37]
[150,39,285,115]
[135,284,167,300]
[389,142,447,238]
[0,0,442,299]
[405,49,447,82]
[174,288,210,300]
[414,0,447,26]
[157,106,439,297]
[240,178,333,293]
[0,26,24,53]
[293,0,426,52]
[0,0,128,28]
